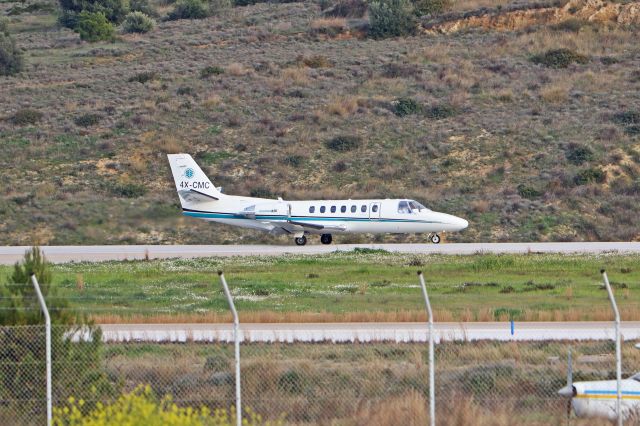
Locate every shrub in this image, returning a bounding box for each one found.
[130,0,157,16]
[413,0,450,16]
[12,109,43,125]
[168,0,209,20]
[75,11,116,42]
[394,97,422,116]
[574,167,606,186]
[325,135,361,152]
[0,31,24,76]
[121,11,155,33]
[425,103,457,119]
[74,112,102,126]
[368,0,417,39]
[531,48,588,69]
[612,110,640,126]
[54,385,268,425]
[201,65,224,78]
[324,0,368,18]
[565,144,593,165]
[58,0,130,27]
[517,184,542,199]
[209,0,232,13]
[128,70,157,83]
[550,18,587,32]
[300,54,332,68]
[0,18,8,35]
[111,182,147,197]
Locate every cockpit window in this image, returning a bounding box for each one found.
[408,200,428,211]
[398,200,411,214]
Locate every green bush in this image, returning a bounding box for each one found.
[201,65,224,78]
[531,48,588,69]
[517,184,542,199]
[394,97,422,116]
[111,182,147,197]
[612,110,640,126]
[565,144,593,165]
[130,0,157,16]
[574,167,606,186]
[325,135,361,152]
[425,103,457,119]
[0,31,24,76]
[75,11,116,42]
[413,0,450,15]
[12,108,43,125]
[74,112,103,126]
[128,70,158,83]
[168,0,209,20]
[59,0,130,27]
[368,0,417,39]
[121,11,155,33]
[324,0,368,18]
[209,0,232,13]
[0,18,8,35]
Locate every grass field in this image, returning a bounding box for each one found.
[3,251,638,323]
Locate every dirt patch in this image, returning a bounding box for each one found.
[424,0,640,34]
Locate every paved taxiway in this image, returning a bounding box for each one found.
[90,322,640,343]
[1,242,639,264]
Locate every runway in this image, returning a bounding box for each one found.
[1,242,639,264]
[92,321,640,343]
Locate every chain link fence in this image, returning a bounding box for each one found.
[2,323,640,425]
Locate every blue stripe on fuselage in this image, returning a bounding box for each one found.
[181,210,441,224]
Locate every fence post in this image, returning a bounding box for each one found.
[31,274,51,426]
[602,269,622,426]
[218,271,241,426]
[418,271,435,426]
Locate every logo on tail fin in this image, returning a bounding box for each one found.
[184,168,195,179]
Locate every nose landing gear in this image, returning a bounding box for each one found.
[320,234,333,245]
[429,233,441,244]
[294,236,307,246]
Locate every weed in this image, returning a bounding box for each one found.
[324,0,367,18]
[574,167,606,186]
[425,104,457,120]
[517,184,542,199]
[110,182,147,198]
[565,144,594,165]
[413,0,451,16]
[499,285,514,293]
[128,71,158,83]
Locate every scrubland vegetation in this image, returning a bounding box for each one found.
[0,0,639,245]
[0,252,636,323]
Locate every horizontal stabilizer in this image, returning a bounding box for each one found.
[178,189,219,203]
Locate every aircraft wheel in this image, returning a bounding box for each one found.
[295,236,307,246]
[430,234,441,244]
[320,234,333,245]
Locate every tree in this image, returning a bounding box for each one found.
[0,247,114,418]
[0,23,24,76]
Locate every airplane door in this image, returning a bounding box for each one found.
[369,202,381,219]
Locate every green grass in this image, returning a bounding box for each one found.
[3,252,638,322]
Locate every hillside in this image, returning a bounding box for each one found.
[0,0,639,245]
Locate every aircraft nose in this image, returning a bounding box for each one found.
[452,216,468,231]
[558,385,576,397]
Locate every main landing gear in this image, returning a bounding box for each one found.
[294,236,307,246]
[320,234,333,245]
[430,233,441,244]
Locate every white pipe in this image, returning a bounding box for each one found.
[31,274,51,426]
[219,271,241,426]
[602,270,622,426]
[418,272,435,426]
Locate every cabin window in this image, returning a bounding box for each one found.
[320,206,326,213]
[361,205,367,212]
[351,205,356,213]
[309,206,315,214]
[331,206,336,213]
[372,205,379,213]
[341,206,347,213]
[398,200,411,214]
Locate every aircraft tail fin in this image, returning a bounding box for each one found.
[167,154,225,208]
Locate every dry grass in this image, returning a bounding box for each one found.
[157,135,182,154]
[90,305,640,324]
[280,67,311,86]
[325,95,359,117]
[225,62,251,76]
[310,17,348,33]
[540,82,570,103]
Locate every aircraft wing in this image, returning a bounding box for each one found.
[285,220,346,232]
[178,189,219,203]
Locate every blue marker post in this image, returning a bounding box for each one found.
[510,320,514,337]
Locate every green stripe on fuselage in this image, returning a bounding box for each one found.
[182,211,441,224]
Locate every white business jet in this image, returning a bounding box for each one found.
[168,154,468,245]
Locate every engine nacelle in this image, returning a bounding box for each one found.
[242,202,289,219]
